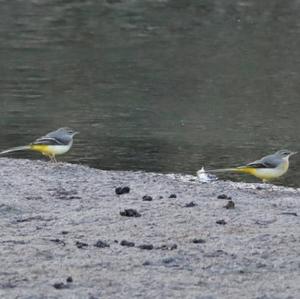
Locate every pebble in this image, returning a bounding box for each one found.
[75,241,88,249]
[53,282,69,289]
[185,201,197,207]
[216,219,227,225]
[217,194,231,200]
[94,240,110,248]
[192,238,206,244]
[224,200,235,209]
[115,186,130,195]
[142,195,153,201]
[120,240,135,247]
[66,276,73,283]
[169,194,177,198]
[138,244,154,250]
[120,209,141,217]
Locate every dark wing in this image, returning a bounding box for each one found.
[247,156,279,169]
[32,137,64,146]
[246,162,270,168]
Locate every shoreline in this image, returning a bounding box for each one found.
[0,158,299,299]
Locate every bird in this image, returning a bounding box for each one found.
[0,127,78,162]
[207,150,297,182]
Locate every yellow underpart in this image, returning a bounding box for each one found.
[234,167,257,176]
[30,144,53,156]
[234,167,278,181]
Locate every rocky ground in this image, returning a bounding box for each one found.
[0,158,299,299]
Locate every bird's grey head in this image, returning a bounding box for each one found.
[275,149,297,158]
[56,127,79,137]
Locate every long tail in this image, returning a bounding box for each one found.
[0,145,31,155]
[207,166,254,174]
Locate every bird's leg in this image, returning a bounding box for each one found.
[47,154,56,163]
[52,155,57,163]
[260,178,271,189]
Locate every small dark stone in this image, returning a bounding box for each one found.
[142,195,153,201]
[256,186,263,190]
[216,219,227,225]
[120,240,135,247]
[159,196,163,199]
[169,194,177,198]
[61,231,69,235]
[114,240,119,243]
[53,282,69,289]
[120,209,141,217]
[75,241,88,249]
[192,238,206,244]
[224,200,235,209]
[66,276,73,283]
[170,244,177,250]
[94,240,110,248]
[217,194,231,200]
[185,201,197,207]
[138,244,154,250]
[68,196,82,200]
[143,261,152,266]
[115,186,130,195]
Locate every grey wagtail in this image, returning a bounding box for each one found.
[0,127,78,162]
[208,150,297,182]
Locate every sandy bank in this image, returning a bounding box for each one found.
[0,158,299,299]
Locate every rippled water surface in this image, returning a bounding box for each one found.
[0,0,300,186]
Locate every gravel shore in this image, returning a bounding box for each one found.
[0,158,299,299]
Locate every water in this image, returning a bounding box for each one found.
[0,0,299,187]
